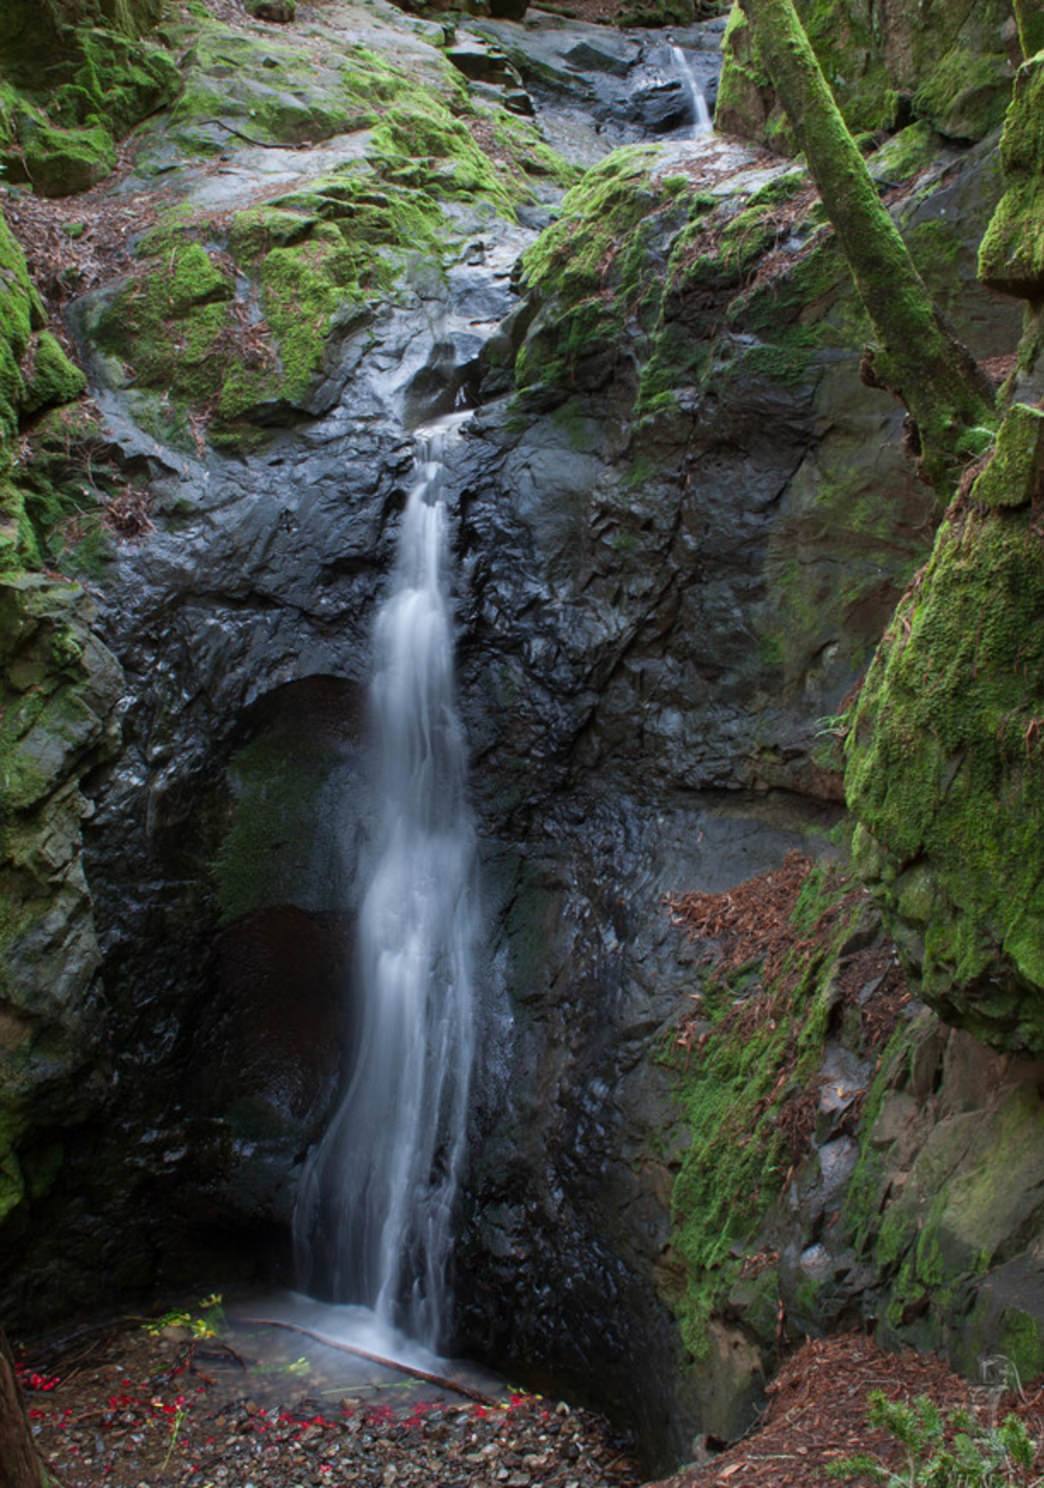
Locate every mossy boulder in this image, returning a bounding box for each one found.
[0,209,42,443]
[246,0,297,19]
[0,208,90,574]
[844,445,1044,1055]
[716,0,897,148]
[978,51,1044,299]
[970,401,1044,509]
[0,0,164,77]
[91,239,235,412]
[841,1014,1044,1372]
[717,0,1013,150]
[50,29,180,138]
[0,2,178,196]
[0,575,123,1234]
[20,333,86,418]
[22,120,117,196]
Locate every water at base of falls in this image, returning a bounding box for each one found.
[293,414,478,1354]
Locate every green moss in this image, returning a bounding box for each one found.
[992,1308,1044,1382]
[515,146,676,392]
[50,27,180,136]
[718,0,1011,152]
[716,0,897,148]
[14,404,119,575]
[162,26,378,151]
[616,0,695,25]
[669,868,862,1358]
[912,44,1012,144]
[1014,0,1044,58]
[21,332,86,415]
[978,53,1044,298]
[868,1086,1044,1345]
[92,239,236,442]
[486,109,578,190]
[0,209,37,441]
[714,3,775,143]
[371,103,518,217]
[77,21,549,443]
[845,497,1044,1054]
[970,402,1044,510]
[840,1022,914,1254]
[868,122,938,184]
[0,7,178,195]
[23,119,117,196]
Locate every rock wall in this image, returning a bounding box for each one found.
[0,0,1041,1474]
[845,44,1044,1057]
[0,205,123,1270]
[716,0,1018,148]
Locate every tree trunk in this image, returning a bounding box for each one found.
[736,0,996,492]
[0,1330,48,1488]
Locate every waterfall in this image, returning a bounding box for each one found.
[670,44,712,137]
[293,417,477,1351]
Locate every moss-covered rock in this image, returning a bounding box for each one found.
[717,0,1013,150]
[978,51,1044,299]
[970,401,1044,509]
[22,119,117,196]
[716,0,897,148]
[0,208,92,575]
[840,1013,1044,1371]
[78,21,571,448]
[50,28,180,138]
[246,0,297,19]
[1014,0,1044,59]
[844,479,1044,1055]
[0,3,179,195]
[617,0,696,26]
[20,333,87,417]
[88,238,237,444]
[0,575,123,1234]
[0,210,39,441]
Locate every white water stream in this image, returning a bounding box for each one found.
[670,44,713,137]
[293,415,477,1352]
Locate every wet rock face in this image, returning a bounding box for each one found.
[1,0,1034,1467]
[470,16,726,164]
[456,792,840,1467]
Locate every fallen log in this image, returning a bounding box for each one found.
[239,1317,496,1406]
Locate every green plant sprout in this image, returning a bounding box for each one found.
[144,1293,224,1339]
[826,1390,1037,1488]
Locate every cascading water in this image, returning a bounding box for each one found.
[293,416,477,1351]
[670,43,713,136]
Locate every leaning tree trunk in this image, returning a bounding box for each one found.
[0,1330,48,1488]
[737,0,996,492]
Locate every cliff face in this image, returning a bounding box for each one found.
[845,46,1044,1057]
[0,207,123,1245]
[716,0,1017,148]
[0,0,1041,1471]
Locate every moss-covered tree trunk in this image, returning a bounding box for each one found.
[0,1330,48,1488]
[736,0,996,492]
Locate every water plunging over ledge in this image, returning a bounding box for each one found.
[670,43,713,137]
[293,414,478,1352]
